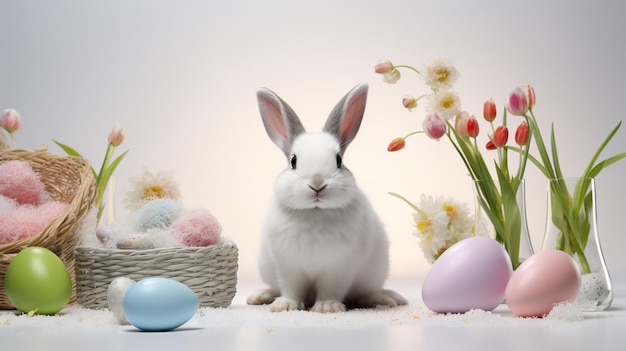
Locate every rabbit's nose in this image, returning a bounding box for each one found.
[309,174,327,193]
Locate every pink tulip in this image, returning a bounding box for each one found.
[1,109,21,133]
[374,60,395,75]
[527,84,536,109]
[506,86,529,116]
[423,112,447,140]
[454,111,470,137]
[402,95,417,111]
[108,123,127,147]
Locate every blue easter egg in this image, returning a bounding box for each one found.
[123,277,199,331]
[137,199,183,231]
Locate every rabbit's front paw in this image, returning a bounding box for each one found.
[311,300,346,313]
[269,297,303,312]
[246,289,280,305]
[354,289,408,308]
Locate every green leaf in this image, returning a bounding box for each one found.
[581,121,622,179]
[588,152,626,178]
[496,165,522,268]
[550,124,564,180]
[53,139,83,157]
[53,139,97,179]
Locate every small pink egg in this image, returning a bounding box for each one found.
[422,236,513,313]
[505,249,581,317]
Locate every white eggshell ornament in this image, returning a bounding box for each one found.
[422,236,513,313]
[107,277,136,324]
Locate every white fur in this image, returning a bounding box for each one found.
[247,83,407,312]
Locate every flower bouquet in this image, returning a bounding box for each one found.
[376,59,534,269]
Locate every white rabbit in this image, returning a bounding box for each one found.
[246,83,407,313]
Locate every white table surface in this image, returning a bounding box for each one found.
[1,278,625,351]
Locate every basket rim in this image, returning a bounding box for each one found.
[75,238,238,255]
[0,148,96,254]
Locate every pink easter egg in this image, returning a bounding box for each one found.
[169,209,222,247]
[505,249,581,317]
[422,236,513,313]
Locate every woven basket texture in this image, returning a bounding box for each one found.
[74,240,239,309]
[0,148,97,309]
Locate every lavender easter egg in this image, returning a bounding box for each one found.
[422,236,513,313]
[505,249,581,317]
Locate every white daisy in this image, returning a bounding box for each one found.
[427,90,462,120]
[123,169,182,210]
[423,58,459,92]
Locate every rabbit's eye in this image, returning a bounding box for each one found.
[290,154,297,169]
[336,154,342,168]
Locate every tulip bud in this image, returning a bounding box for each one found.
[374,60,395,75]
[485,140,497,150]
[515,121,529,146]
[467,116,480,138]
[108,123,127,147]
[423,112,447,140]
[402,95,418,111]
[492,125,509,147]
[454,111,470,137]
[483,98,497,122]
[387,137,406,152]
[1,109,21,133]
[506,86,529,116]
[527,84,536,110]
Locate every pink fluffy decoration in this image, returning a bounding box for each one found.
[0,200,68,244]
[169,209,222,247]
[0,160,46,205]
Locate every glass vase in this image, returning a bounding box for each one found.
[541,177,612,311]
[473,178,534,270]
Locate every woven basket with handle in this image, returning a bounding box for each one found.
[0,148,97,309]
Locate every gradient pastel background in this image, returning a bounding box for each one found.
[2,0,625,284]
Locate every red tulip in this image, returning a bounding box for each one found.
[387,137,406,152]
[515,122,529,146]
[483,98,497,122]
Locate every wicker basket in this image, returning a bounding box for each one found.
[74,239,239,309]
[0,148,97,309]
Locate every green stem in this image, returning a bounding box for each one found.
[388,191,425,216]
[394,64,421,75]
[9,132,16,148]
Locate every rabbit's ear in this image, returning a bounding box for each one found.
[323,83,368,152]
[257,88,306,156]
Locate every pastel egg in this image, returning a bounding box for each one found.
[137,198,183,231]
[123,277,199,331]
[505,249,581,317]
[422,236,513,313]
[107,277,136,324]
